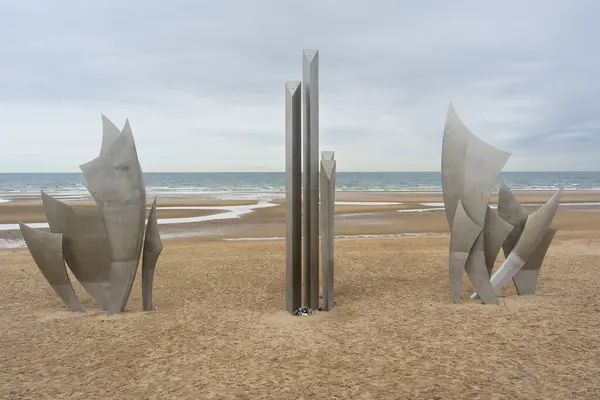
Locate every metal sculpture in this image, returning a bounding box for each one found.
[285,81,302,313]
[483,206,514,277]
[493,182,560,295]
[513,227,557,295]
[442,104,561,303]
[100,113,122,155]
[20,115,162,314]
[447,200,482,303]
[284,49,336,314]
[473,187,563,297]
[80,119,146,315]
[19,223,85,312]
[442,104,511,304]
[320,151,336,311]
[142,198,163,311]
[303,49,320,310]
[498,181,529,257]
[41,191,111,309]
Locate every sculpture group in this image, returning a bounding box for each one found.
[285,49,337,314]
[442,104,562,304]
[19,116,163,315]
[17,63,565,314]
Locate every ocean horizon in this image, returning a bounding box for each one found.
[0,171,599,202]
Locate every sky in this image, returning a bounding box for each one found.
[0,0,599,172]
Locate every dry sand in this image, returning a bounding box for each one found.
[1,191,600,399]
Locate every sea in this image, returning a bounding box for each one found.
[0,171,599,203]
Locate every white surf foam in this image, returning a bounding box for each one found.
[335,201,403,206]
[224,237,284,241]
[159,231,215,239]
[155,202,279,225]
[0,202,280,232]
[223,232,442,241]
[0,238,26,248]
[397,207,446,213]
[420,202,445,207]
[0,222,50,231]
[536,202,600,206]
[398,201,600,214]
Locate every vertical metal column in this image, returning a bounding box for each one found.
[320,151,336,311]
[285,81,302,313]
[302,49,320,309]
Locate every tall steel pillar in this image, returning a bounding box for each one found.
[320,151,336,311]
[285,81,302,313]
[302,50,320,309]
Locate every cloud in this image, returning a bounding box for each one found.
[0,0,599,172]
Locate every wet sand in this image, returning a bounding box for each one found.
[0,203,227,224]
[1,191,600,398]
[2,190,599,240]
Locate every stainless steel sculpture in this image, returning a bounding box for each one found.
[473,187,563,297]
[442,104,511,304]
[320,151,336,311]
[442,105,562,304]
[80,119,147,315]
[495,182,560,295]
[483,206,514,277]
[498,181,529,257]
[442,104,562,303]
[20,115,162,314]
[101,113,122,155]
[19,223,85,312]
[303,49,320,310]
[447,200,484,303]
[513,227,556,295]
[284,49,336,314]
[41,191,111,309]
[285,81,302,313]
[142,198,163,311]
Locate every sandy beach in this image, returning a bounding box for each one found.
[1,190,600,398]
[3,0,600,398]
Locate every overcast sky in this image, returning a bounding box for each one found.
[0,1,598,172]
